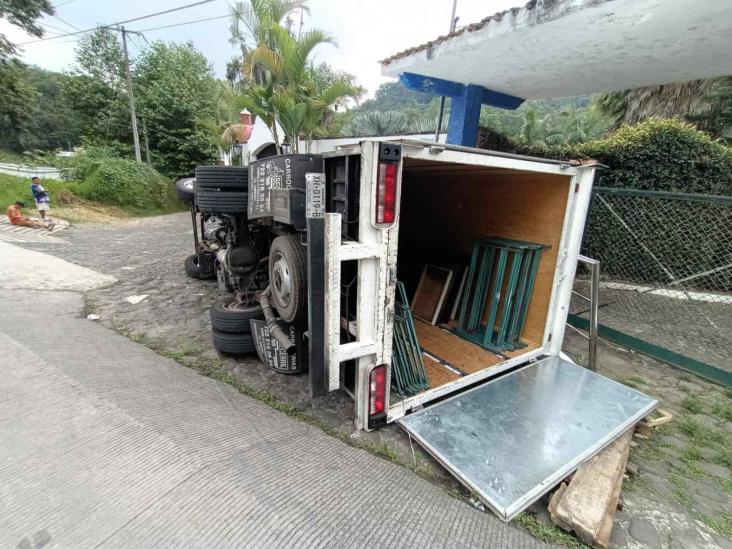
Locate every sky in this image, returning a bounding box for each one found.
[1,0,525,97]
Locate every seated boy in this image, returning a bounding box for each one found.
[6,201,53,230]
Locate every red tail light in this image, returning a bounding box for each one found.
[369,364,387,416]
[375,162,397,225]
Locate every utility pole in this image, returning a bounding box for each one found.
[120,26,142,163]
[435,0,459,142]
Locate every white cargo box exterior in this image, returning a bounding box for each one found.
[306,140,598,431]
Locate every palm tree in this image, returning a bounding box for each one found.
[343,110,411,136]
[198,82,242,164]
[247,24,358,152]
[597,77,731,138]
[229,0,308,85]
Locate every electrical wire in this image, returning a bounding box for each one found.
[52,14,81,32]
[132,14,230,33]
[54,0,78,7]
[19,0,215,44]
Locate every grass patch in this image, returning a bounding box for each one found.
[82,296,97,317]
[679,446,705,478]
[634,425,671,462]
[681,395,703,415]
[725,387,732,400]
[701,512,732,537]
[712,399,732,422]
[713,447,732,470]
[678,416,726,446]
[623,471,650,494]
[0,172,184,224]
[514,513,588,549]
[620,376,648,390]
[668,473,694,506]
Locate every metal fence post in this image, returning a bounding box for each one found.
[571,255,600,371]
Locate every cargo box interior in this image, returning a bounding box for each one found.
[393,157,573,398]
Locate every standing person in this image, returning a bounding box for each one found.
[6,201,53,230]
[30,176,51,221]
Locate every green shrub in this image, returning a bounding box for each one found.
[579,118,732,195]
[77,157,171,209]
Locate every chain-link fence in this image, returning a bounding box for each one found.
[569,187,732,379]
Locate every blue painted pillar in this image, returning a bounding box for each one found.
[447,84,484,147]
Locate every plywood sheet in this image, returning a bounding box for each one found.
[400,166,571,346]
[412,265,452,324]
[415,319,539,376]
[422,354,461,388]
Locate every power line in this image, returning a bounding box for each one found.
[52,14,81,32]
[132,14,230,33]
[53,0,78,7]
[19,0,215,44]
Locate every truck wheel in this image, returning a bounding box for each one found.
[175,177,195,203]
[210,297,263,334]
[195,189,248,214]
[195,166,248,191]
[212,330,256,355]
[269,235,307,324]
[184,254,202,279]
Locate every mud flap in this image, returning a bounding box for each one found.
[250,319,306,374]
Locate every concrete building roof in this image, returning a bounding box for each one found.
[381,0,732,99]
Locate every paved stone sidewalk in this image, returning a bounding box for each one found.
[0,288,547,548]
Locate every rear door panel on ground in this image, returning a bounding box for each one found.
[399,357,657,521]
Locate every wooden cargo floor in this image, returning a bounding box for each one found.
[415,320,540,389]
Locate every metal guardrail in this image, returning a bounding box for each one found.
[567,255,599,371]
[0,162,62,180]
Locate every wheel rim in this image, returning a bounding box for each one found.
[272,252,292,307]
[222,296,255,311]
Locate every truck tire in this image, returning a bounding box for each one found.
[195,189,248,214]
[184,254,202,279]
[185,253,216,280]
[175,177,195,203]
[195,166,248,191]
[210,297,263,334]
[269,235,307,324]
[212,330,256,355]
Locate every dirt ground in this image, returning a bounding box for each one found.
[15,213,731,548]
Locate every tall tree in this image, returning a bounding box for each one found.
[62,28,131,147]
[134,41,218,176]
[0,0,54,61]
[0,0,54,150]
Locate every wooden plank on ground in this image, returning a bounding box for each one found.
[548,430,633,549]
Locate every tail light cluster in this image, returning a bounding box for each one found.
[374,143,400,227]
[369,364,387,418]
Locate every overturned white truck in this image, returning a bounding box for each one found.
[186,140,657,521]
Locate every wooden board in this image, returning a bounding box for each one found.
[412,265,453,324]
[399,166,571,346]
[414,319,539,376]
[548,430,633,549]
[422,354,462,388]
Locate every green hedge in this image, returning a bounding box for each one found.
[478,119,732,289]
[76,157,172,209]
[579,119,732,196]
[479,118,732,196]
